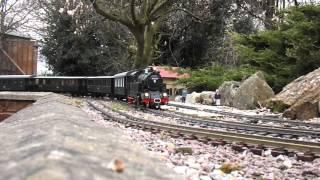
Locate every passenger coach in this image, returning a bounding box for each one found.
[86,76,113,97]
[32,76,87,95]
[0,75,32,91]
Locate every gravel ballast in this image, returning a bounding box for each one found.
[83,102,320,180]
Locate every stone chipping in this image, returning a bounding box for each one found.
[84,101,320,180]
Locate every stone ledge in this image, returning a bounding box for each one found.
[0,94,181,179]
[0,91,53,101]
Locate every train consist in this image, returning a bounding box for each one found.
[0,67,169,108]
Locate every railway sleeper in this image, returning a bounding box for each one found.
[89,101,320,162]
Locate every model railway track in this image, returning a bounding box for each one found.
[99,99,320,139]
[87,100,320,158]
[168,103,320,128]
[144,108,320,139]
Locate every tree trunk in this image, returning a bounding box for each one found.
[132,24,156,68]
[265,0,276,30]
[0,34,4,50]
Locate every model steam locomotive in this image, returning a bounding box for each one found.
[0,67,169,108]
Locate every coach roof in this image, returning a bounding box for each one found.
[35,76,86,79]
[0,75,33,79]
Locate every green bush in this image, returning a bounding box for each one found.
[178,65,255,92]
[235,5,320,92]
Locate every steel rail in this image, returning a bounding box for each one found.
[87,100,320,155]
[99,99,320,138]
[145,108,320,138]
[168,103,320,128]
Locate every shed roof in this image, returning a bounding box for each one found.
[152,66,189,79]
[2,32,32,40]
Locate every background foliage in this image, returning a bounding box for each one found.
[39,0,320,92]
[235,5,320,92]
[41,0,131,75]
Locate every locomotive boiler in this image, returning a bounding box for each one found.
[114,67,168,108]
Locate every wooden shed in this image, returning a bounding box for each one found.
[0,32,38,75]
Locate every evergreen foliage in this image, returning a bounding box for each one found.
[42,0,131,76]
[235,5,320,92]
[178,65,255,92]
[179,5,320,92]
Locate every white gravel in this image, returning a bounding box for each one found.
[83,102,320,180]
[169,101,281,117]
[167,102,320,132]
[100,101,320,143]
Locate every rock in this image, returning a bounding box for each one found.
[186,92,202,104]
[219,162,241,174]
[219,81,240,106]
[233,71,275,110]
[199,175,212,180]
[200,91,214,105]
[267,68,320,120]
[188,163,201,170]
[302,171,319,178]
[276,155,285,162]
[282,159,293,169]
[175,147,193,154]
[166,143,176,153]
[263,149,272,157]
[185,168,199,180]
[209,169,225,180]
[218,71,274,109]
[174,166,188,174]
[175,95,182,102]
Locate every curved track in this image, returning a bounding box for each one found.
[145,108,320,140]
[168,103,320,128]
[100,99,320,140]
[87,100,320,159]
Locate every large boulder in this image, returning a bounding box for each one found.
[200,91,214,105]
[267,68,320,120]
[186,92,201,104]
[218,71,275,109]
[218,81,240,106]
[233,71,275,109]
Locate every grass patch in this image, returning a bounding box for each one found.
[110,102,129,111]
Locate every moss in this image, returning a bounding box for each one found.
[111,103,128,111]
[266,100,289,113]
[219,162,241,174]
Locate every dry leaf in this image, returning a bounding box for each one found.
[108,159,125,173]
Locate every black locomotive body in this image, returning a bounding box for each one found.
[0,67,168,108]
[113,67,168,108]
